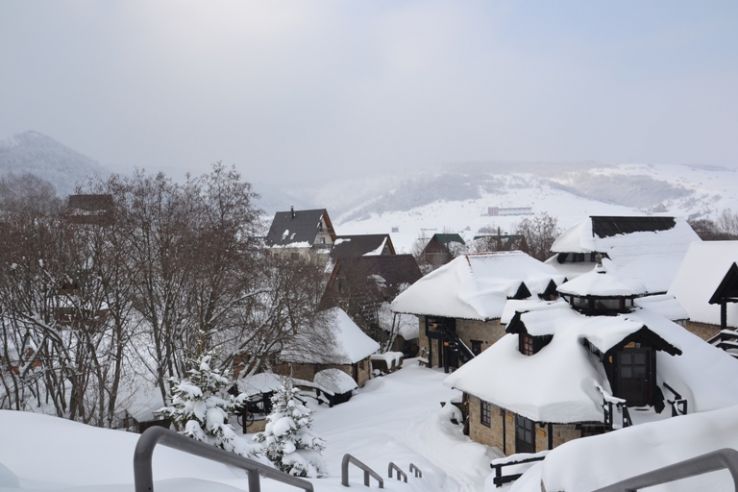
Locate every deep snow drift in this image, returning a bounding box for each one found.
[0,362,494,492]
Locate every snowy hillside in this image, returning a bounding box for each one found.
[282,164,738,253]
[0,131,108,194]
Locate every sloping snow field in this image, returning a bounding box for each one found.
[0,362,494,492]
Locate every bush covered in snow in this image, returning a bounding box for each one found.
[160,354,257,457]
[254,383,325,477]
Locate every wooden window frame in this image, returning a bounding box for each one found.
[480,400,491,427]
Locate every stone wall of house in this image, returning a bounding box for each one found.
[457,318,506,353]
[467,395,591,455]
[418,316,507,368]
[685,321,721,341]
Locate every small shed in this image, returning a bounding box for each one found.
[313,368,358,407]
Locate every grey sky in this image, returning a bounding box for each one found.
[1,0,737,186]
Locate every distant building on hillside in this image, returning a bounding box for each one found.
[264,207,335,263]
[486,206,533,217]
[547,216,700,295]
[392,251,565,372]
[419,233,466,270]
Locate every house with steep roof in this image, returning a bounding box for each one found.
[321,254,422,353]
[330,234,396,260]
[669,240,738,349]
[264,207,336,262]
[420,233,466,270]
[276,307,380,387]
[547,216,700,294]
[391,251,565,372]
[445,262,738,457]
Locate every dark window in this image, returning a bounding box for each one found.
[518,333,552,355]
[471,340,483,355]
[480,400,491,427]
[515,415,536,453]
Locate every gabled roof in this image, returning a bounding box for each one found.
[432,233,465,246]
[331,234,395,260]
[280,308,380,364]
[264,208,335,247]
[550,216,700,294]
[445,302,738,424]
[669,241,738,328]
[391,251,565,320]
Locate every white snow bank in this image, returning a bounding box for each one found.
[514,404,738,492]
[392,252,564,321]
[669,240,738,328]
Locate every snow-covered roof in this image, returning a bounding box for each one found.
[313,368,358,395]
[668,241,738,328]
[529,404,738,492]
[391,252,565,321]
[445,301,738,424]
[634,294,688,321]
[281,308,380,365]
[550,216,700,294]
[557,260,647,297]
[236,372,284,397]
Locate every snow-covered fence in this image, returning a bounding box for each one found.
[341,454,384,488]
[387,462,407,483]
[490,453,546,488]
[133,427,314,492]
[409,463,423,478]
[593,448,738,492]
[662,382,688,417]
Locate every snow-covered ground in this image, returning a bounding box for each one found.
[0,361,495,492]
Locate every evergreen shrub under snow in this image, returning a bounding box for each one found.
[160,354,258,457]
[254,383,325,477]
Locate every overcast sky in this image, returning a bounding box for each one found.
[1,1,737,185]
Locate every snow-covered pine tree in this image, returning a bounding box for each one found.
[160,353,257,457]
[254,382,325,477]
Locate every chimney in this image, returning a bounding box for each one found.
[290,206,295,219]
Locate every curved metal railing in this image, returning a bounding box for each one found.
[387,462,407,483]
[341,454,384,488]
[593,448,738,492]
[133,427,314,492]
[409,463,422,478]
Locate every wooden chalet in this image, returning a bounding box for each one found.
[669,241,738,351]
[446,261,738,458]
[321,254,422,352]
[391,251,565,373]
[264,207,336,263]
[548,215,700,295]
[420,233,466,270]
[276,307,380,387]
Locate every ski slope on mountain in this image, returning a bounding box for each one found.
[0,362,493,492]
[331,164,738,253]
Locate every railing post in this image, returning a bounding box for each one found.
[248,470,261,492]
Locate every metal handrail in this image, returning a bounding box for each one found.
[341,454,384,488]
[387,462,407,483]
[409,463,423,478]
[133,427,314,492]
[593,448,738,492]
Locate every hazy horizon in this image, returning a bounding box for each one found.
[2,1,737,187]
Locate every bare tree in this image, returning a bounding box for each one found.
[514,213,560,261]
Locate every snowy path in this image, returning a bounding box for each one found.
[309,362,495,492]
[0,361,495,491]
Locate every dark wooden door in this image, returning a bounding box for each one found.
[615,348,653,406]
[515,415,536,454]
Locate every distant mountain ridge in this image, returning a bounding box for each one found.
[0,131,108,194]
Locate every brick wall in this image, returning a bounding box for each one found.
[418,316,507,368]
